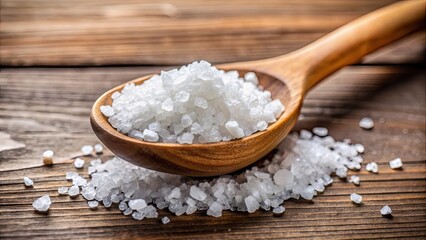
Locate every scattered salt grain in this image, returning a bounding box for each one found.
[68,185,80,197]
[366,162,379,173]
[73,158,85,169]
[101,61,285,144]
[94,144,103,154]
[88,201,99,209]
[312,127,328,137]
[161,216,170,224]
[299,129,312,139]
[380,205,392,216]
[23,176,33,187]
[66,171,79,180]
[58,186,69,195]
[359,117,374,129]
[349,175,360,186]
[81,145,94,155]
[32,195,51,212]
[389,158,403,169]
[42,150,54,165]
[350,193,362,204]
[272,206,285,214]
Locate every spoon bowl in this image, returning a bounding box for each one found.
[91,0,424,176]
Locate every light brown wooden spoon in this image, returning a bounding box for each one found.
[91,0,424,176]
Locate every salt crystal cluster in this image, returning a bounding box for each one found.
[58,129,365,220]
[101,61,285,144]
[32,195,51,212]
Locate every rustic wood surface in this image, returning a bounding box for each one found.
[0,0,425,239]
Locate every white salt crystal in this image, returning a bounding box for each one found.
[354,144,365,153]
[103,197,112,208]
[58,186,69,195]
[161,216,170,224]
[123,208,133,215]
[350,175,360,186]
[23,176,33,187]
[366,162,379,173]
[68,185,80,197]
[88,201,99,209]
[194,97,208,109]
[380,205,392,216]
[73,176,87,186]
[94,144,103,154]
[81,145,93,155]
[132,211,144,220]
[180,114,193,128]
[245,196,260,213]
[82,186,96,200]
[66,172,78,180]
[32,195,51,212]
[119,201,128,211]
[161,98,174,111]
[42,150,54,165]
[190,186,207,201]
[273,169,294,187]
[100,105,115,117]
[148,122,162,132]
[174,91,190,102]
[312,127,328,137]
[244,72,259,85]
[359,117,374,129]
[177,133,194,144]
[225,121,244,138]
[207,202,223,217]
[129,199,147,210]
[73,158,85,169]
[272,206,285,214]
[299,129,312,139]
[350,193,362,204]
[389,158,403,169]
[143,129,159,142]
[336,167,348,178]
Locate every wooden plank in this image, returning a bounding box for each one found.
[3,0,418,66]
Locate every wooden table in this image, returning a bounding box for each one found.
[1,0,425,239]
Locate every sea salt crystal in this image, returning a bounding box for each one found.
[359,117,374,129]
[350,193,362,204]
[336,167,348,178]
[81,145,93,155]
[66,172,79,180]
[161,216,170,224]
[119,201,128,211]
[190,186,207,201]
[143,129,159,142]
[350,175,360,186]
[273,169,294,187]
[68,185,80,197]
[103,197,112,208]
[58,187,69,195]
[129,199,147,210]
[88,201,99,209]
[299,129,312,139]
[23,177,33,187]
[207,202,223,217]
[101,61,285,144]
[245,196,260,213]
[312,127,328,137]
[389,158,403,169]
[272,206,285,214]
[366,162,379,173]
[73,158,85,169]
[354,144,365,153]
[82,186,96,200]
[42,150,54,165]
[32,195,51,212]
[94,144,103,154]
[380,205,392,216]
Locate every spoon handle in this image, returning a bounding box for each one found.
[294,0,425,92]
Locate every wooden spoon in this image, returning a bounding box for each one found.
[91,0,424,176]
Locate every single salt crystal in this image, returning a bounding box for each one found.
[82,186,96,200]
[207,202,223,217]
[88,201,99,209]
[359,117,374,129]
[73,176,87,186]
[190,186,207,201]
[73,158,85,169]
[366,162,379,173]
[123,208,133,215]
[81,145,93,155]
[245,196,260,213]
[161,98,174,111]
[354,144,365,153]
[350,175,360,186]
[66,172,78,180]
[100,105,115,117]
[174,91,190,103]
[244,72,259,85]
[32,195,51,212]
[225,121,244,138]
[350,193,362,204]
[68,185,80,197]
[42,150,54,165]
[273,169,294,186]
[23,176,34,187]
[389,158,403,169]
[272,206,285,214]
[180,114,193,128]
[132,211,144,220]
[103,197,112,208]
[299,129,312,139]
[119,201,128,211]
[177,133,194,144]
[161,216,170,224]
[94,144,103,154]
[312,127,328,137]
[380,205,392,216]
[143,129,159,142]
[129,199,147,210]
[194,97,208,109]
[336,167,348,178]
[58,186,68,195]
[90,159,102,166]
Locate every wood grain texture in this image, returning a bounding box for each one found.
[0,0,407,66]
